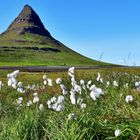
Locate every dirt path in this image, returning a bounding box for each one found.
[0,65,127,72]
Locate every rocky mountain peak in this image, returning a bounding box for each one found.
[4,4,52,37]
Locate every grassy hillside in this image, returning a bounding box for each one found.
[0,33,109,66]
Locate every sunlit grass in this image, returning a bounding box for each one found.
[0,68,140,139]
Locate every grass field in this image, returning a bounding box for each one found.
[0,67,140,139]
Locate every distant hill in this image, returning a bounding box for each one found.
[0,5,109,66]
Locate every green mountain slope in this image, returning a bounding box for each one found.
[0,5,109,66]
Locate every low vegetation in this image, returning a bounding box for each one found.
[0,68,140,139]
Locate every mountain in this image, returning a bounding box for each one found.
[0,4,108,66]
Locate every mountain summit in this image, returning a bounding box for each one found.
[0,5,108,66]
[3,4,52,37]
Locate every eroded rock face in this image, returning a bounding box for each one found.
[5,5,52,37]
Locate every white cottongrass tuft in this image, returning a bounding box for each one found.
[125,95,133,103]
[60,84,67,95]
[80,103,87,110]
[17,82,25,93]
[0,81,4,90]
[57,95,65,104]
[33,92,39,103]
[47,95,65,111]
[115,129,121,137]
[39,104,44,111]
[68,67,75,78]
[17,97,23,106]
[68,67,75,74]
[47,78,53,86]
[135,81,140,87]
[86,80,92,89]
[135,81,140,91]
[27,100,32,107]
[77,97,83,105]
[124,83,129,88]
[80,79,86,91]
[7,70,19,89]
[50,96,57,103]
[90,85,104,100]
[70,90,76,105]
[68,113,76,120]
[106,81,110,87]
[43,80,47,85]
[56,78,62,84]
[113,81,118,87]
[96,72,101,81]
[55,104,65,111]
[43,75,47,80]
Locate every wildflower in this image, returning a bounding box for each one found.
[0,81,4,90]
[50,97,57,103]
[7,70,19,89]
[77,97,83,105]
[39,104,44,111]
[100,78,103,83]
[47,78,53,86]
[57,95,65,103]
[17,97,23,105]
[55,104,65,111]
[135,81,140,87]
[52,102,58,110]
[96,72,101,81]
[68,113,76,120]
[106,81,110,87]
[113,81,118,87]
[80,79,85,85]
[90,85,104,100]
[68,67,75,78]
[125,95,133,103]
[43,75,47,80]
[73,84,82,94]
[43,80,47,85]
[17,82,25,93]
[124,83,129,88]
[56,78,62,84]
[26,84,31,89]
[71,77,76,87]
[87,80,92,85]
[60,84,67,95]
[70,91,76,105]
[86,80,92,89]
[11,70,19,78]
[80,103,86,109]
[80,79,86,90]
[47,100,52,109]
[68,67,75,74]
[115,129,121,137]
[27,100,32,106]
[8,77,17,88]
[31,84,38,90]
[135,81,140,91]
[33,92,39,103]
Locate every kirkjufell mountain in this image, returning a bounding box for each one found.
[0,5,108,66]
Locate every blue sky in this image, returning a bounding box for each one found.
[0,0,140,65]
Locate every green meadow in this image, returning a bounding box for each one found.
[0,68,140,139]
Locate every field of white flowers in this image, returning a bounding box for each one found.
[0,67,140,139]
